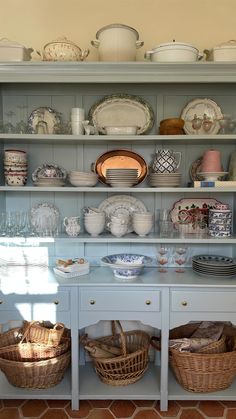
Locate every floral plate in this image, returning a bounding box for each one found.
[170,198,223,233]
[28,106,61,134]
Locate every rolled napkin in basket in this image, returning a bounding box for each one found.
[80,334,122,358]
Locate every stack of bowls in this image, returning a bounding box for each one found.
[132,212,154,236]
[32,163,67,187]
[106,168,139,187]
[147,172,181,187]
[69,171,98,187]
[83,207,105,236]
[4,149,27,186]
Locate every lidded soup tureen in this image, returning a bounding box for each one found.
[39,37,89,61]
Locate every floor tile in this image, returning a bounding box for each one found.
[46,400,70,408]
[0,408,21,419]
[87,409,115,419]
[2,400,25,408]
[179,409,205,419]
[90,400,112,408]
[198,400,225,417]
[133,400,155,407]
[110,400,136,417]
[155,401,180,417]
[226,410,236,419]
[133,409,161,418]
[65,400,92,418]
[41,409,69,419]
[21,400,48,417]
[177,400,199,407]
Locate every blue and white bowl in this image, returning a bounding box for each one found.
[101,253,153,280]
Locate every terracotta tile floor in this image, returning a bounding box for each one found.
[0,400,236,419]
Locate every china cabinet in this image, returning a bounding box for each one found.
[1,62,236,411]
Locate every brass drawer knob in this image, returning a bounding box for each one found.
[53,300,59,305]
[181,300,188,306]
[89,300,96,305]
[145,300,152,305]
[0,300,3,304]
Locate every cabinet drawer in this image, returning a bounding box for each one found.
[171,291,236,312]
[80,290,160,312]
[0,291,70,312]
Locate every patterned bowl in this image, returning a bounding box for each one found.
[101,253,152,280]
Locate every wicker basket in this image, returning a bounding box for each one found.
[0,350,71,389]
[22,320,65,346]
[82,320,150,386]
[151,323,236,393]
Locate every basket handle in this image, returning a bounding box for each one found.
[53,322,65,332]
[111,320,127,357]
[19,320,38,343]
[150,336,161,351]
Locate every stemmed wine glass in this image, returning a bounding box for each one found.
[156,246,171,273]
[173,246,188,273]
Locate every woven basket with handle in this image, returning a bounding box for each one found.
[21,320,65,346]
[0,326,70,362]
[81,320,150,386]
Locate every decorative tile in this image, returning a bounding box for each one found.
[0,408,21,419]
[110,400,136,417]
[2,400,25,408]
[87,409,115,419]
[199,400,225,417]
[41,409,69,419]
[46,400,70,408]
[179,409,205,419]
[90,400,112,408]
[133,400,155,407]
[155,401,180,417]
[66,400,92,418]
[21,400,48,417]
[177,400,199,407]
[133,409,161,418]
[226,409,236,419]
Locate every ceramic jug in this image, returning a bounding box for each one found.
[151,149,181,173]
[63,216,81,237]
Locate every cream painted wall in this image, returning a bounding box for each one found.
[0,0,235,61]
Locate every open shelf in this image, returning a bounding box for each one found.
[79,363,160,400]
[0,369,71,399]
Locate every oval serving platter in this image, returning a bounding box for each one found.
[88,93,154,135]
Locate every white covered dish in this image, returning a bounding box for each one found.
[145,41,202,62]
[40,37,89,61]
[204,40,236,61]
[0,38,33,61]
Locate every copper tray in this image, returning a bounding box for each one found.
[93,149,148,185]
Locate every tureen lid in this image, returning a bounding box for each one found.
[214,40,236,49]
[96,24,139,40]
[44,36,81,50]
[0,37,26,49]
[150,40,198,52]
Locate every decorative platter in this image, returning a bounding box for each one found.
[170,198,223,233]
[28,106,61,134]
[30,202,60,234]
[32,163,67,182]
[93,149,148,185]
[181,98,223,135]
[88,94,154,135]
[98,195,147,233]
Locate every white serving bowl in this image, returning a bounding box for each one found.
[101,253,152,280]
[103,126,139,135]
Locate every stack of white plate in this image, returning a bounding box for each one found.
[106,168,139,187]
[192,254,236,277]
[34,178,65,187]
[69,171,98,187]
[147,172,181,187]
